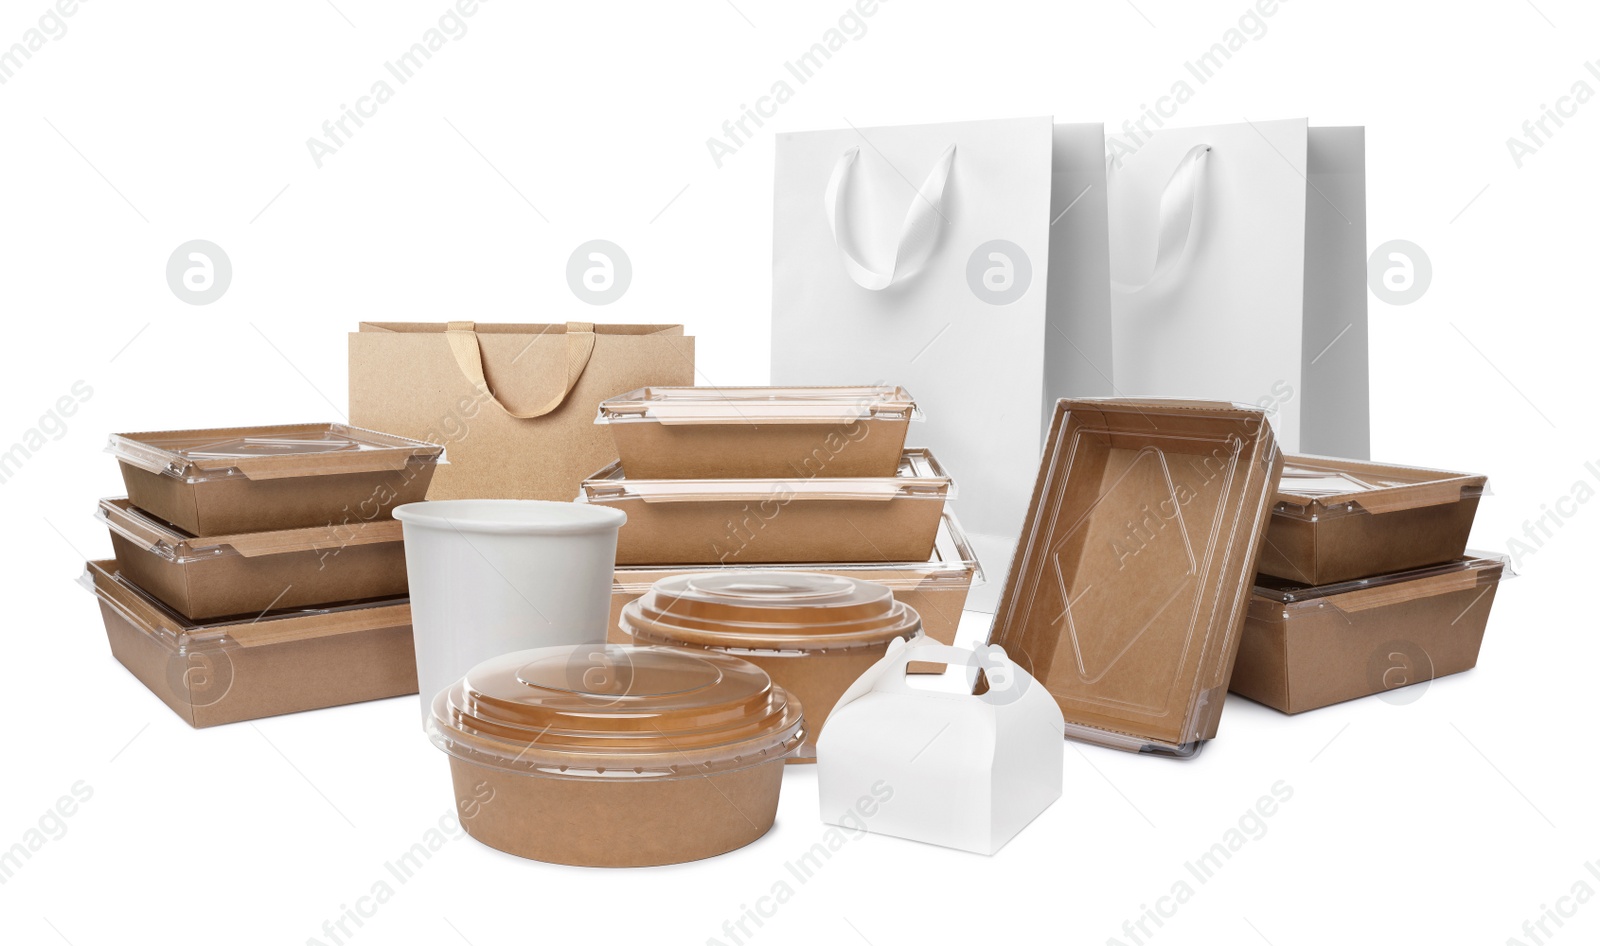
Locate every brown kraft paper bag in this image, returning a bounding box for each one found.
[350,321,694,500]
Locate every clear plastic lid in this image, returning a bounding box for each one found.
[610,508,983,594]
[1274,455,1487,520]
[1254,552,1512,604]
[580,448,952,503]
[621,572,922,653]
[986,397,1284,756]
[427,644,804,779]
[596,385,920,426]
[107,423,445,483]
[95,498,403,562]
[81,559,410,650]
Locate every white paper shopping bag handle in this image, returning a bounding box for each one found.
[1114,143,1210,293]
[445,321,596,419]
[824,144,956,291]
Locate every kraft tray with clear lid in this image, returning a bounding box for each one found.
[1232,553,1511,713]
[605,507,983,649]
[596,385,921,479]
[580,448,953,565]
[82,559,416,727]
[96,497,408,620]
[1259,454,1488,585]
[107,423,445,535]
[986,397,1284,757]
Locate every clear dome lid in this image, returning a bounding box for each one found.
[427,644,804,779]
[620,572,922,652]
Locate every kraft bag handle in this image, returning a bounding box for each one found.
[445,321,596,419]
[1113,143,1210,293]
[824,143,956,291]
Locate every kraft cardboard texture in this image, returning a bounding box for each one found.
[447,756,784,867]
[102,500,408,620]
[349,322,694,501]
[987,399,1283,755]
[604,496,944,565]
[88,561,417,728]
[609,417,911,480]
[112,423,441,536]
[1258,456,1487,585]
[1230,557,1505,713]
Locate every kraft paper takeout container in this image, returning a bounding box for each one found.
[83,560,417,728]
[580,449,952,565]
[1230,553,1510,714]
[987,398,1284,757]
[604,508,983,653]
[428,644,803,867]
[620,572,922,762]
[98,498,408,620]
[1257,455,1488,585]
[596,385,920,479]
[108,423,444,536]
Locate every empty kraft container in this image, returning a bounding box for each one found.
[428,644,803,867]
[1257,455,1487,585]
[98,498,408,620]
[596,384,920,479]
[1230,554,1510,713]
[620,572,923,761]
[108,423,444,535]
[605,508,983,651]
[580,448,953,565]
[84,559,417,728]
[987,398,1284,757]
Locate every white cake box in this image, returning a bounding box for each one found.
[817,640,1063,855]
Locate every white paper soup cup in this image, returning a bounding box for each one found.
[394,500,626,725]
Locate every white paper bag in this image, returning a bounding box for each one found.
[772,117,1113,610]
[1106,118,1369,456]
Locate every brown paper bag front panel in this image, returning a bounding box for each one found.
[350,325,693,501]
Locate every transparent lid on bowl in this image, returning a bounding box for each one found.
[621,572,922,652]
[107,423,445,483]
[580,448,952,503]
[428,644,804,779]
[1274,455,1487,519]
[596,385,920,425]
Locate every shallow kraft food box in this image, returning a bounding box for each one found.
[986,398,1283,756]
[108,423,444,536]
[1230,554,1510,713]
[596,385,921,480]
[1258,455,1487,585]
[84,560,417,727]
[604,509,982,650]
[98,498,409,620]
[581,448,952,566]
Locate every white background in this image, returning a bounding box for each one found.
[2,1,1596,944]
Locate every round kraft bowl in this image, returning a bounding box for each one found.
[429,643,803,868]
[618,572,922,762]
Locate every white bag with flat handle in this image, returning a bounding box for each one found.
[773,118,1114,611]
[1106,118,1370,457]
[817,638,1063,855]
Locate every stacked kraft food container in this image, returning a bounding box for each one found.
[583,386,982,652]
[85,424,445,727]
[1230,455,1509,713]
